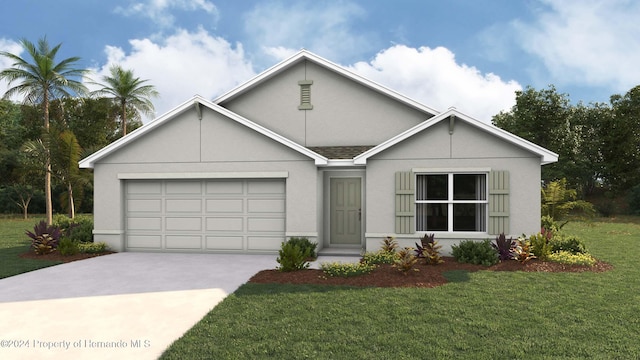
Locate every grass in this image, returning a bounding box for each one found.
[0,217,62,279]
[161,218,640,359]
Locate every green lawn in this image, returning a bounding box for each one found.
[161,218,640,359]
[0,217,62,279]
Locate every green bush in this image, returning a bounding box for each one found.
[451,240,499,266]
[276,241,311,272]
[77,242,109,254]
[320,262,376,277]
[530,232,552,261]
[362,251,398,265]
[550,234,587,254]
[548,251,597,266]
[58,238,80,256]
[53,214,94,243]
[286,237,317,259]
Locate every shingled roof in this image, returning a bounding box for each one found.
[307,146,376,159]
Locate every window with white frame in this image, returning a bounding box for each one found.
[415,173,487,232]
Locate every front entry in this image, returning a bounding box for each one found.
[330,177,362,245]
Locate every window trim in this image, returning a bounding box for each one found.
[415,171,489,233]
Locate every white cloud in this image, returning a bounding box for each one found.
[513,0,640,91]
[347,45,522,121]
[244,1,375,64]
[88,28,255,121]
[0,38,24,101]
[115,0,219,28]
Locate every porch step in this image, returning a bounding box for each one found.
[318,248,363,257]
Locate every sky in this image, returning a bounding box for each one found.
[1,0,639,123]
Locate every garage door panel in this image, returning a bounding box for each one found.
[166,181,201,194]
[126,179,285,252]
[206,181,243,194]
[128,235,162,248]
[166,199,202,213]
[248,218,285,232]
[206,217,243,231]
[128,199,162,212]
[128,217,162,231]
[166,217,202,231]
[248,199,285,213]
[166,235,202,249]
[206,199,243,213]
[248,236,284,250]
[128,181,161,194]
[248,181,285,194]
[206,236,243,250]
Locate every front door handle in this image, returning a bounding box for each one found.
[358,208,361,221]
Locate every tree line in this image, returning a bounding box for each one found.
[493,85,640,213]
[0,36,158,223]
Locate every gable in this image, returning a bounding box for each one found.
[217,52,437,147]
[79,97,327,168]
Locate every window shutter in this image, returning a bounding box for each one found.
[395,171,414,234]
[488,170,510,235]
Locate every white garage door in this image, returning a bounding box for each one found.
[125,179,286,252]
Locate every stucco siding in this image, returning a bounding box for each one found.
[221,60,430,147]
[364,120,542,254]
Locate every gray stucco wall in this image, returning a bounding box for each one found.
[364,119,542,253]
[92,106,320,252]
[220,60,432,147]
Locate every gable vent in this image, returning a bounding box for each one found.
[298,80,313,110]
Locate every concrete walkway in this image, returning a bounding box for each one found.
[0,252,359,360]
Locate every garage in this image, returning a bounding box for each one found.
[125,179,286,252]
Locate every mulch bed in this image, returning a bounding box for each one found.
[19,251,115,263]
[248,257,613,288]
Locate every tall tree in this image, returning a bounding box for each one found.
[91,65,158,136]
[0,36,88,224]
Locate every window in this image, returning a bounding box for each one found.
[416,173,487,232]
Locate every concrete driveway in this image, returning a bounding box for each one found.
[0,252,280,360]
[0,252,359,360]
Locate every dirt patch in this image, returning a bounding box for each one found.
[249,257,613,288]
[19,251,115,263]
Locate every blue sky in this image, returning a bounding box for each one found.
[1,0,639,122]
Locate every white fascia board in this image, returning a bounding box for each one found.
[354,109,559,165]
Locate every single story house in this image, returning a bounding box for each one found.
[79,50,558,255]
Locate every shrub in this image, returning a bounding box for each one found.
[78,242,109,254]
[286,237,317,259]
[53,214,94,243]
[362,251,397,265]
[276,241,311,272]
[548,251,597,266]
[320,262,376,277]
[381,236,398,253]
[414,233,443,265]
[513,238,536,263]
[451,240,499,266]
[530,231,552,261]
[58,238,80,256]
[541,215,561,233]
[393,247,419,274]
[26,221,62,255]
[492,233,515,261]
[550,234,587,255]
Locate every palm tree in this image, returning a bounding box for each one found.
[0,37,88,225]
[92,65,159,136]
